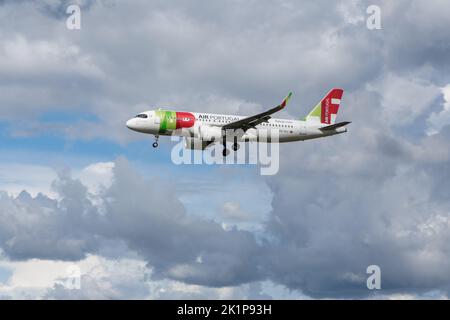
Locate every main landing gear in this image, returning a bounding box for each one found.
[222,148,230,157]
[222,136,239,157]
[152,135,159,148]
[222,136,229,157]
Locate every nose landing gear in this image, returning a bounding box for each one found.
[153,135,159,148]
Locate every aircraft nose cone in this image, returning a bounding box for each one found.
[126,119,134,129]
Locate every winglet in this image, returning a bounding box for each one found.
[280,92,293,108]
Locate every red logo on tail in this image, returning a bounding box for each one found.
[321,89,343,124]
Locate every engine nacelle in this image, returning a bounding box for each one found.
[184,137,212,150]
[198,125,223,141]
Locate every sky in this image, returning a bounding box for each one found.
[0,0,450,299]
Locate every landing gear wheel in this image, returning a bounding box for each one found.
[153,135,159,148]
[222,148,230,157]
[232,143,239,151]
[222,135,229,157]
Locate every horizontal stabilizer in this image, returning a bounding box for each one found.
[320,121,351,131]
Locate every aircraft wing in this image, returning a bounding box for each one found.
[222,92,292,132]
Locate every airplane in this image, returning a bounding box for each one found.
[126,88,350,157]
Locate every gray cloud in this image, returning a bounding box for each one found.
[0,158,264,287]
[0,0,386,140]
[261,99,450,297]
[2,137,450,298]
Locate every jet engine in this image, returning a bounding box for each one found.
[184,137,213,150]
[198,126,223,141]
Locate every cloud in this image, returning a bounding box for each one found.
[1,0,450,299]
[1,253,287,300]
[0,0,383,141]
[261,97,450,297]
[77,161,114,194]
[1,145,450,299]
[221,202,250,221]
[1,0,446,141]
[0,163,57,197]
[0,35,102,80]
[368,72,441,126]
[0,158,264,288]
[427,84,450,135]
[381,0,450,74]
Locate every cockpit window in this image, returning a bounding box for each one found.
[136,114,148,118]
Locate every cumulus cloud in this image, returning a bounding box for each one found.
[0,35,102,79]
[427,84,450,135]
[1,0,447,139]
[0,0,383,140]
[1,146,450,298]
[2,255,274,300]
[0,158,264,287]
[368,73,441,126]
[261,97,450,297]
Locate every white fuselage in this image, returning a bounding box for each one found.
[126,110,346,143]
[192,112,335,142]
